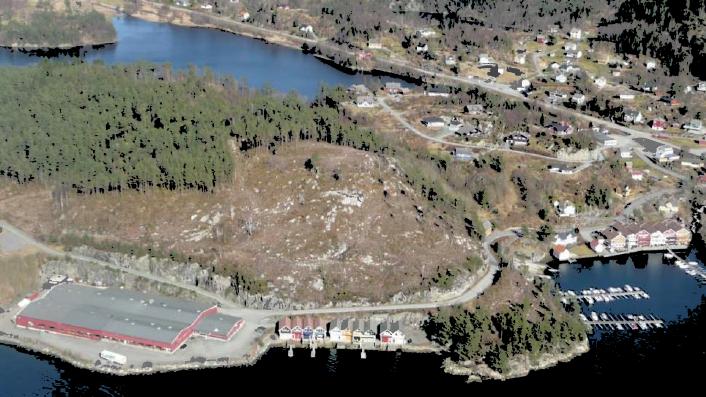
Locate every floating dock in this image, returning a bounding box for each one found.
[580,312,664,331]
[561,285,650,305]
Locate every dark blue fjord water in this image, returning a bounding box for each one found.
[0,16,407,99]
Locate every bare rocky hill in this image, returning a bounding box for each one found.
[0,143,477,305]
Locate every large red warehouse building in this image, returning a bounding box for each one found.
[15,283,243,352]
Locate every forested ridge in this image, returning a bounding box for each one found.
[0,62,390,193]
[423,275,586,373]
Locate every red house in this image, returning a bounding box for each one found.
[636,229,651,247]
[291,317,303,341]
[651,119,667,131]
[663,228,677,245]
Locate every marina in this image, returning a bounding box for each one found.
[580,312,664,331]
[561,285,650,305]
[668,249,706,282]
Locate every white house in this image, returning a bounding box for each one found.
[683,119,703,133]
[555,74,567,83]
[565,42,578,51]
[553,245,574,261]
[569,28,582,40]
[445,56,457,66]
[655,145,674,159]
[425,87,449,97]
[631,171,644,181]
[415,43,429,53]
[379,320,406,345]
[697,82,706,92]
[646,60,657,70]
[620,148,633,158]
[514,52,526,65]
[619,94,635,101]
[356,96,377,108]
[240,11,250,21]
[595,134,617,147]
[300,25,314,34]
[368,41,383,49]
[200,4,213,10]
[623,109,644,124]
[478,53,495,65]
[554,231,578,246]
[448,118,464,132]
[554,200,577,217]
[328,318,347,342]
[650,230,666,246]
[571,93,586,105]
[659,202,679,217]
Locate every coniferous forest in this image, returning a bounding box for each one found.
[0,62,385,193]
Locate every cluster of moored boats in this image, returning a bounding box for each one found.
[579,312,664,331]
[673,258,706,281]
[561,285,649,305]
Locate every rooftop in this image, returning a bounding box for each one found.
[18,284,215,345]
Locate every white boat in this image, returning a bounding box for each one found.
[638,322,647,330]
[664,253,674,259]
[579,314,588,322]
[600,313,609,321]
[688,261,698,266]
[625,285,633,292]
[616,324,624,331]
[585,297,594,305]
[590,312,599,321]
[655,322,663,328]
[642,292,650,299]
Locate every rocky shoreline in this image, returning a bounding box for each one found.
[443,339,590,382]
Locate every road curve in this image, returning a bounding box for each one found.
[0,219,504,317]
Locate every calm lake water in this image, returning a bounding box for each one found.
[0,16,407,99]
[0,15,705,395]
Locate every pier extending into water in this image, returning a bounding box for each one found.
[581,313,664,332]
[561,285,649,305]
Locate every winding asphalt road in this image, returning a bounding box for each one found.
[0,219,505,316]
